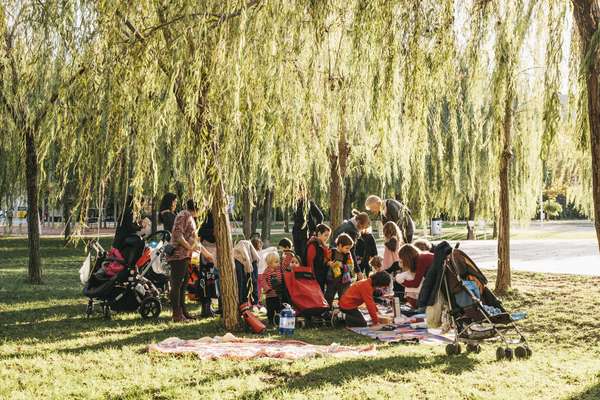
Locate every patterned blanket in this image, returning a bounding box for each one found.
[348,311,454,345]
[148,333,377,360]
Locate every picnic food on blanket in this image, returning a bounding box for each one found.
[148,334,377,360]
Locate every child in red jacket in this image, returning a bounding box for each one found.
[338,271,392,327]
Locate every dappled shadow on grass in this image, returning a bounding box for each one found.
[237,352,479,399]
[563,382,600,400]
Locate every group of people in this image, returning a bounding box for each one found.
[112,192,436,327]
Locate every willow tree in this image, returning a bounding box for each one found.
[0,1,95,283]
[571,0,600,252]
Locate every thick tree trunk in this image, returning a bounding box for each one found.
[496,84,514,294]
[329,154,343,229]
[467,198,476,240]
[212,178,240,331]
[573,0,600,253]
[343,177,354,218]
[242,188,252,239]
[329,125,350,229]
[25,130,42,284]
[261,189,273,245]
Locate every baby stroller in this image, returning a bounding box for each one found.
[81,240,162,320]
[441,246,531,361]
[187,252,219,317]
[137,230,172,299]
[278,264,330,328]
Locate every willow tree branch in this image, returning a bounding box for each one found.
[141,0,262,38]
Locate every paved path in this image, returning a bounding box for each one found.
[378,239,600,276]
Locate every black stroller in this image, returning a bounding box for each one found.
[439,245,531,361]
[81,240,162,320]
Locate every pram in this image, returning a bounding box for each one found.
[136,230,172,299]
[441,246,531,360]
[186,251,219,317]
[278,264,330,328]
[81,240,162,320]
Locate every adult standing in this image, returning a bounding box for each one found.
[365,195,416,243]
[292,198,324,263]
[158,192,177,233]
[305,224,332,292]
[330,210,371,279]
[167,200,214,322]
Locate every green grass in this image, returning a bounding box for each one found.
[1,237,600,399]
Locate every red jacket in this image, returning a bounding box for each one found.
[339,278,378,324]
[403,252,434,288]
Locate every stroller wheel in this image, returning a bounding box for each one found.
[445,343,461,356]
[504,348,514,361]
[525,346,533,358]
[496,347,505,361]
[139,298,161,320]
[515,346,527,359]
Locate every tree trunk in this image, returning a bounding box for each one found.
[212,177,240,331]
[496,83,514,294]
[573,0,600,253]
[283,207,289,233]
[329,123,350,229]
[25,130,42,284]
[261,189,273,245]
[343,177,354,218]
[466,199,476,240]
[242,188,252,239]
[151,195,159,234]
[63,186,74,242]
[251,202,259,235]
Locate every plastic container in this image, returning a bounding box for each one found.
[430,219,443,236]
[279,304,295,335]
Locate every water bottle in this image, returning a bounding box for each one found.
[279,304,295,335]
[511,311,528,321]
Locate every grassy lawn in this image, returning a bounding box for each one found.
[1,237,599,400]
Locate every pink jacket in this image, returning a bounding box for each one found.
[382,247,399,270]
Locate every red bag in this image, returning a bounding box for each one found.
[283,265,329,316]
[105,248,126,277]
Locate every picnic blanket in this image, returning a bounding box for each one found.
[349,309,454,345]
[348,324,454,345]
[148,333,377,360]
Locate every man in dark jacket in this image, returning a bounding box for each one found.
[292,199,323,263]
[365,195,415,243]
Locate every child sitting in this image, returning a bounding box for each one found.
[261,252,283,325]
[369,255,384,274]
[325,233,355,307]
[338,271,392,327]
[412,238,433,252]
[278,238,295,271]
[382,221,404,270]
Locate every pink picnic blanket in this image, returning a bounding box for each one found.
[148,333,376,360]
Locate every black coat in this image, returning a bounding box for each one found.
[113,206,141,250]
[198,212,216,243]
[159,210,176,233]
[355,232,378,274]
[292,200,324,236]
[382,199,416,243]
[417,241,452,308]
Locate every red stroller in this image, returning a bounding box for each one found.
[281,265,330,327]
